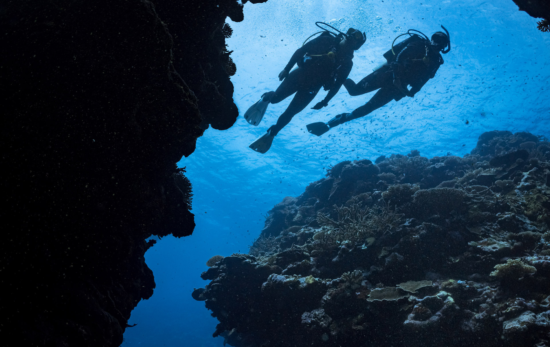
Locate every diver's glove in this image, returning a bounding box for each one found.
[312,100,328,110]
[278,68,289,81]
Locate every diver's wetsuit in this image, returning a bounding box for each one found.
[342,38,443,122]
[264,33,353,135]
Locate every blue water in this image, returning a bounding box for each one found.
[122,0,550,345]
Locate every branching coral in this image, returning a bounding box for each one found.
[382,183,419,206]
[206,255,224,267]
[490,258,536,279]
[370,204,404,232]
[221,23,233,38]
[313,202,402,249]
[174,169,193,211]
[538,19,550,32]
[314,203,371,248]
[383,155,429,183]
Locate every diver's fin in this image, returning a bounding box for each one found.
[249,132,274,154]
[306,122,330,136]
[244,95,270,126]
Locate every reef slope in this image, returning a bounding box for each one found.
[195,131,550,347]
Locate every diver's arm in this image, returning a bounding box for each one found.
[280,46,306,80]
[323,84,341,104]
[312,88,338,110]
[392,47,409,96]
[282,46,307,73]
[409,63,440,96]
[392,45,419,96]
[394,43,431,96]
[282,37,324,74]
[313,62,353,109]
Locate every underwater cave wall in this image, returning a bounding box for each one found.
[0,0,264,346]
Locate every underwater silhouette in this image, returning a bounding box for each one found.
[307,27,451,136]
[246,22,366,153]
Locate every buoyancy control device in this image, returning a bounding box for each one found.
[383,33,426,63]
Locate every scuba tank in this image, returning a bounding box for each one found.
[299,22,365,90]
[298,36,337,69]
[298,29,338,69]
[383,27,450,64]
[383,33,425,63]
[372,34,423,73]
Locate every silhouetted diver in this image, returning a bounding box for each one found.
[246,22,366,153]
[307,26,451,136]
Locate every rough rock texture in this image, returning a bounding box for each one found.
[195,131,550,347]
[0,0,264,346]
[513,0,550,31]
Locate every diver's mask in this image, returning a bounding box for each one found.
[345,28,366,50]
[431,26,451,54]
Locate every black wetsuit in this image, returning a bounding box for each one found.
[342,38,443,121]
[265,33,353,135]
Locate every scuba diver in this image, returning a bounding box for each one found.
[244,22,366,154]
[306,26,451,137]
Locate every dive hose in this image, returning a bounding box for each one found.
[391,29,429,56]
[302,21,345,46]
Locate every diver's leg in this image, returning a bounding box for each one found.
[327,87,398,129]
[344,67,392,96]
[264,68,302,104]
[246,75,296,125]
[269,88,319,136]
[349,87,398,120]
[344,78,371,96]
[307,86,398,136]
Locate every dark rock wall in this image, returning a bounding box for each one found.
[0,0,264,346]
[513,0,550,31]
[195,131,550,347]
[152,0,254,130]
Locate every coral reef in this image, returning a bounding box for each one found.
[207,255,226,267]
[195,131,550,347]
[490,258,537,279]
[0,0,265,346]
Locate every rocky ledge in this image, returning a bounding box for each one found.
[195,131,550,347]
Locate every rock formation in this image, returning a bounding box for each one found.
[513,0,550,31]
[195,131,550,347]
[0,0,264,346]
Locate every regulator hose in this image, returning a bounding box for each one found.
[391,29,429,56]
